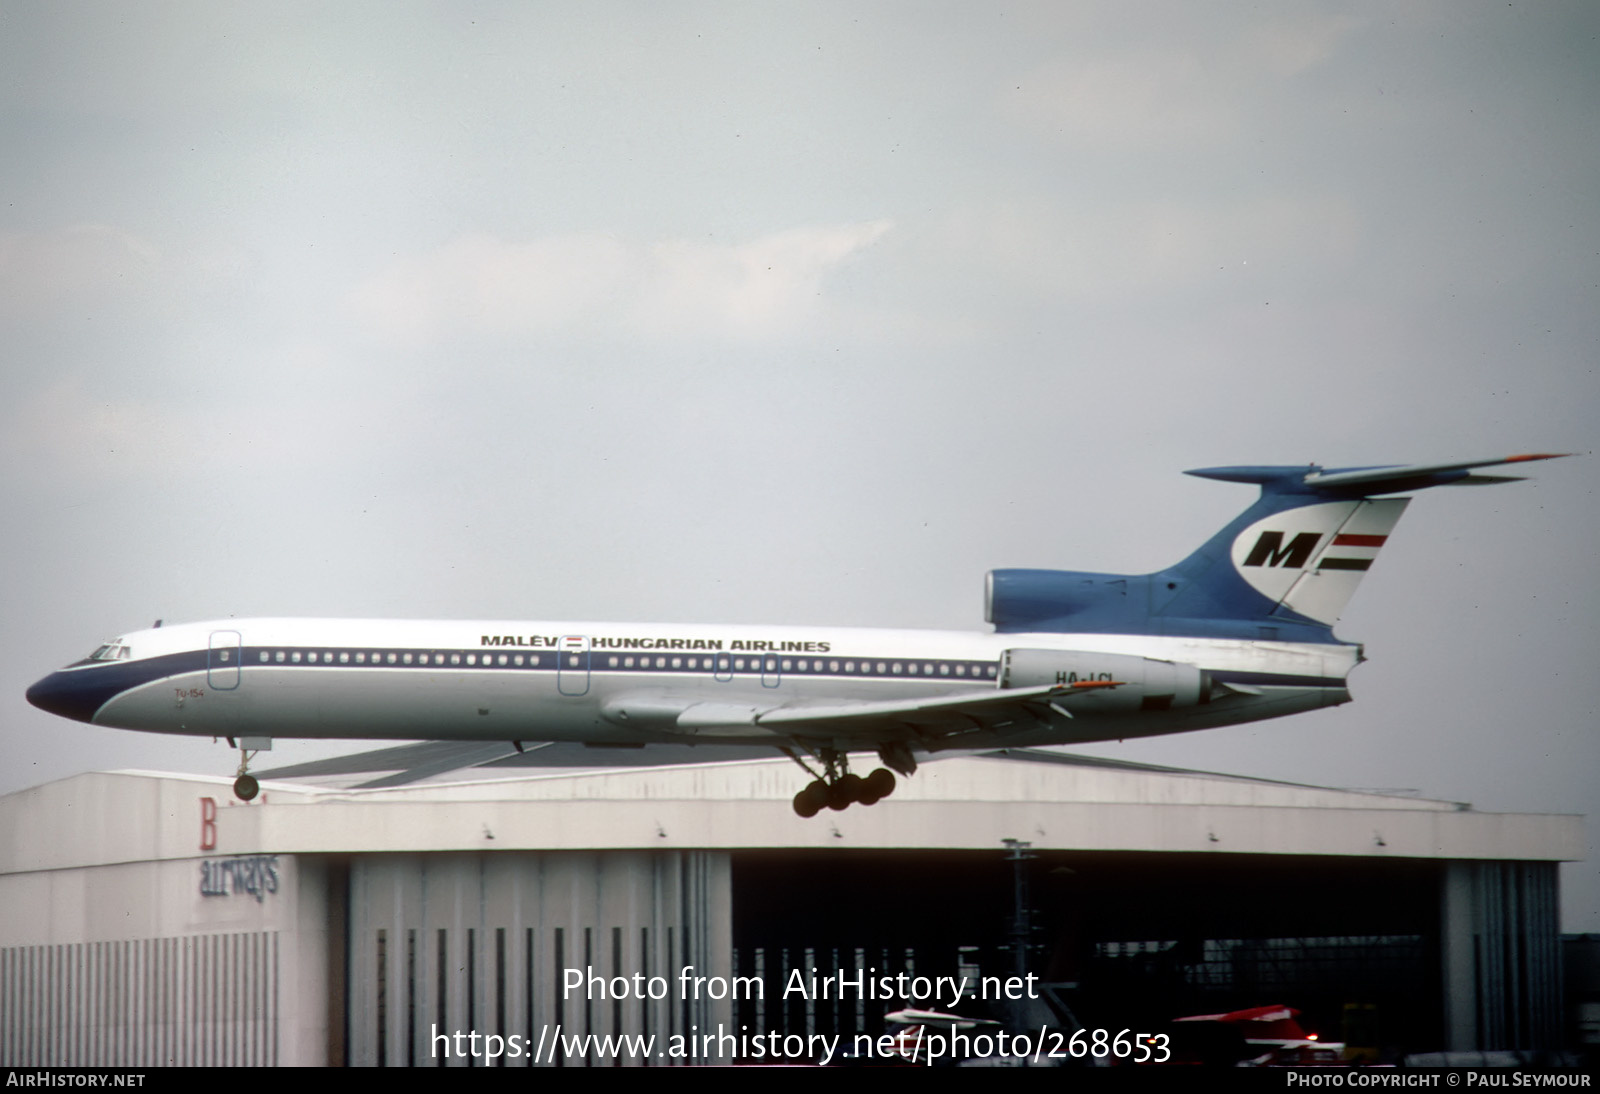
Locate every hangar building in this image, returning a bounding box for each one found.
[0,751,1582,1065]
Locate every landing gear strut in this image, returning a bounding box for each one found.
[783,747,899,818]
[231,739,260,802]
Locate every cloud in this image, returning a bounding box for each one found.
[1,375,178,489]
[1006,9,1365,147]
[346,221,893,345]
[926,193,1361,302]
[1018,47,1238,145]
[0,225,162,320]
[1244,11,1365,78]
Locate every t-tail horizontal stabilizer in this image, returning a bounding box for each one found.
[987,453,1570,643]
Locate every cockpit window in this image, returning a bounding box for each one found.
[89,642,131,661]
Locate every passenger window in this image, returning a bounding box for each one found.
[259,652,269,663]
[498,654,508,665]
[450,654,460,665]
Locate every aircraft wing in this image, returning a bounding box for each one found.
[255,739,772,788]
[257,740,530,788]
[253,684,1108,788]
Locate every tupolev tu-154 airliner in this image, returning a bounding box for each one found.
[27,454,1567,816]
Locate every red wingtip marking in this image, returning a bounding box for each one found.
[1504,452,1573,463]
[1070,680,1125,690]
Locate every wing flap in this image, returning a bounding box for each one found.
[605,685,1097,739]
[597,681,1117,738]
[751,683,1082,737]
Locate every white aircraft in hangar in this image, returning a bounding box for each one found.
[27,454,1567,817]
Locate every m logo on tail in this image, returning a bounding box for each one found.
[1229,499,1410,625]
[1242,531,1322,569]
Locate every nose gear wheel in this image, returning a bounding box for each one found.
[231,740,260,801]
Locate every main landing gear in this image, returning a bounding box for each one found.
[784,745,915,818]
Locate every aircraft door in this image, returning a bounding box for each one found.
[208,630,242,690]
[761,653,782,688]
[558,635,590,696]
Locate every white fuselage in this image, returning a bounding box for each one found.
[46,618,1358,753]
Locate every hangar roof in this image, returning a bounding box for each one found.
[0,750,1582,873]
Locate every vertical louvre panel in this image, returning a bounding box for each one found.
[347,852,730,1067]
[0,933,278,1066]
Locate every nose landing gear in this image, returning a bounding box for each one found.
[225,736,262,801]
[784,747,900,818]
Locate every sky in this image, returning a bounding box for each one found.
[2,2,1596,928]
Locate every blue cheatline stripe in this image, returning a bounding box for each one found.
[27,650,209,722]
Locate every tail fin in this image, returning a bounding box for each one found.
[986,454,1568,642]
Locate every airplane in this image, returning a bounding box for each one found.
[25,454,1567,817]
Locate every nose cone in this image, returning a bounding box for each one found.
[26,670,100,723]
